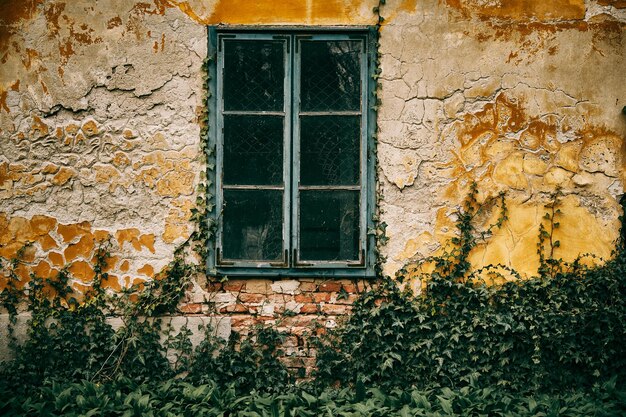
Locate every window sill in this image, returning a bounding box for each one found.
[214,266,377,279]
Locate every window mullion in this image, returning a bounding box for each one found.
[290,34,300,268]
[284,34,294,268]
[359,39,368,265]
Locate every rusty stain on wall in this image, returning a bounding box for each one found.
[444,0,587,21]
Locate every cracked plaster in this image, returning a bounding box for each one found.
[0,0,624,299]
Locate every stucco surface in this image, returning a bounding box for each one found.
[376,1,625,279]
[0,0,624,302]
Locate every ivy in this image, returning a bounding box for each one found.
[1,183,626,414]
[313,187,626,394]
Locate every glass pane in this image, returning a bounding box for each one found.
[223,115,283,185]
[300,115,360,186]
[222,190,283,261]
[223,40,284,111]
[300,40,361,112]
[300,191,359,261]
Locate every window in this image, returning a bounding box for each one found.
[208,28,376,277]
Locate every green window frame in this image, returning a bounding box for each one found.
[207,27,376,277]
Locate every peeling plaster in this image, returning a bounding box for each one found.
[0,0,625,296]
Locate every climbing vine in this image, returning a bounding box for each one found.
[1,7,626,413]
[313,187,626,394]
[1,183,625,414]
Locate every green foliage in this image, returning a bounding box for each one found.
[1,377,625,417]
[2,185,626,414]
[136,256,194,316]
[188,325,293,395]
[0,240,291,397]
[314,188,626,393]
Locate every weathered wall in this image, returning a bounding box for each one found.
[377,0,626,282]
[1,0,625,373]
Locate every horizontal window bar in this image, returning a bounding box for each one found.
[222,111,286,116]
[299,111,361,116]
[298,185,360,190]
[223,185,284,190]
[216,26,372,33]
[214,267,376,278]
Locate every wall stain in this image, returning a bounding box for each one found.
[43,1,65,37]
[107,16,122,29]
[597,0,626,8]
[0,89,8,112]
[0,0,44,50]
[444,0,586,22]
[140,0,380,25]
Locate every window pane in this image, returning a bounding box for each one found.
[300,190,359,261]
[223,40,284,111]
[300,115,360,186]
[300,40,361,112]
[222,190,283,261]
[223,115,283,185]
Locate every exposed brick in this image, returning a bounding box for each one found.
[21,244,36,262]
[320,303,351,315]
[41,163,59,174]
[238,293,266,304]
[223,280,245,291]
[138,234,155,253]
[81,120,99,137]
[318,282,342,292]
[298,282,318,292]
[271,293,294,304]
[179,303,203,314]
[219,303,248,313]
[137,264,154,277]
[231,315,275,329]
[289,326,315,337]
[312,292,331,303]
[294,293,313,303]
[30,215,57,235]
[93,230,111,242]
[243,279,268,293]
[271,279,299,294]
[230,315,257,329]
[280,315,320,328]
[299,303,320,314]
[0,242,22,260]
[32,260,52,278]
[115,228,141,250]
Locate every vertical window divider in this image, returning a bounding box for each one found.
[284,34,294,268]
[291,34,302,268]
[359,37,368,266]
